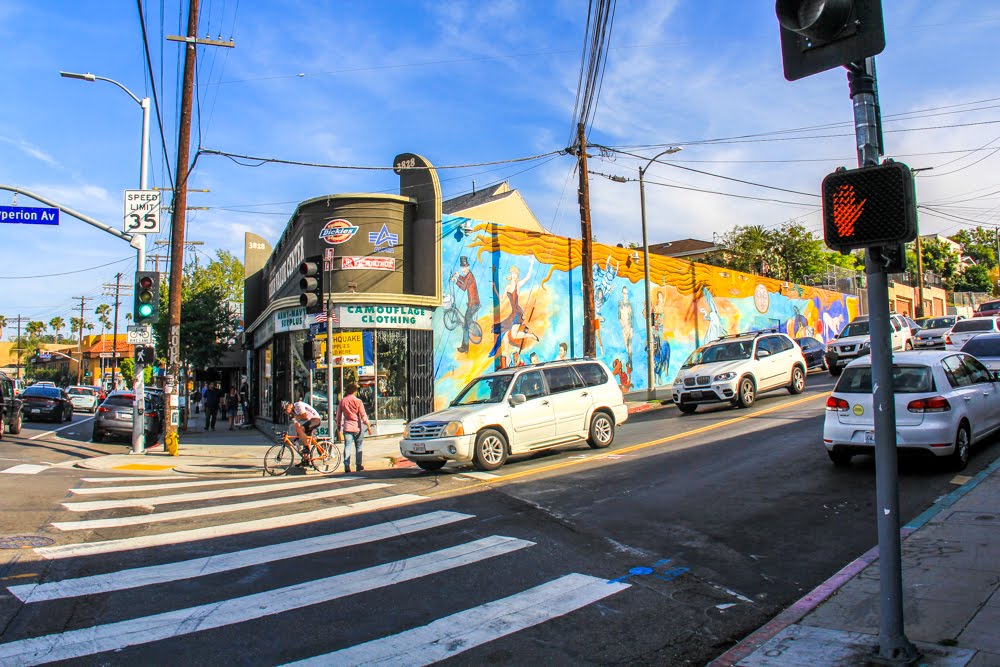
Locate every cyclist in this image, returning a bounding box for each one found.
[283,399,322,458]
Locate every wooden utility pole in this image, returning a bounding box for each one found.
[915,235,925,318]
[11,315,27,381]
[104,273,126,390]
[164,0,200,446]
[72,297,88,384]
[577,122,596,357]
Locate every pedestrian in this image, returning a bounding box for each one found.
[239,379,250,423]
[335,382,373,473]
[225,386,239,430]
[191,386,201,414]
[203,382,221,430]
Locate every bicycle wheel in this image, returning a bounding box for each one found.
[443,308,460,331]
[468,321,483,344]
[263,443,296,476]
[310,439,343,475]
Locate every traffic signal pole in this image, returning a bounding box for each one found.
[851,58,920,665]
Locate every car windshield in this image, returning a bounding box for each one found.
[451,375,514,406]
[953,319,996,333]
[976,300,1000,312]
[68,388,93,396]
[103,396,135,407]
[838,321,870,338]
[923,317,955,329]
[683,341,753,367]
[835,365,935,394]
[22,387,60,398]
[961,337,1000,357]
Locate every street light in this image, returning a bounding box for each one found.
[639,147,682,399]
[59,70,150,271]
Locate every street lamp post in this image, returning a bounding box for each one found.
[61,70,151,455]
[638,147,682,399]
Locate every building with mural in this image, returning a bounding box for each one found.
[243,153,860,435]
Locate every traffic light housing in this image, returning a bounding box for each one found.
[822,161,917,253]
[776,0,885,80]
[298,255,324,314]
[133,271,160,324]
[134,346,156,365]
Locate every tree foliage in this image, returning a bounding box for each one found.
[712,222,848,284]
[950,228,997,270]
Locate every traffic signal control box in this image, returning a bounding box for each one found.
[821,161,917,253]
[133,271,161,325]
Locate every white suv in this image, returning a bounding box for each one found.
[671,331,807,413]
[824,313,915,376]
[400,359,628,472]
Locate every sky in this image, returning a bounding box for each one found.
[2,0,999,336]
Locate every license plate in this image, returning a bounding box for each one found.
[411,443,426,454]
[117,412,131,420]
[31,408,40,413]
[864,431,875,444]
[688,391,702,400]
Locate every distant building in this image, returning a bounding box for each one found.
[648,238,720,263]
[443,181,546,233]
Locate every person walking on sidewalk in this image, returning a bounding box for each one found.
[203,382,221,431]
[335,382,373,473]
[225,386,239,430]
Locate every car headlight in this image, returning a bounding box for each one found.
[403,424,411,438]
[673,377,684,386]
[859,341,870,350]
[713,372,737,381]
[442,421,465,437]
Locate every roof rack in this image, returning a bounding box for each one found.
[713,328,780,342]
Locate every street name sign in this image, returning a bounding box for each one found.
[126,325,154,345]
[0,206,59,225]
[123,190,161,234]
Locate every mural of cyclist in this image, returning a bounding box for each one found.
[452,256,480,353]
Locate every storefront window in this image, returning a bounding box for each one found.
[376,329,408,422]
[291,330,311,413]
[259,344,273,421]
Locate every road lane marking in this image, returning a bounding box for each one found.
[27,416,94,440]
[427,392,827,496]
[0,536,533,666]
[35,494,428,559]
[79,476,182,482]
[290,573,630,667]
[1,464,49,475]
[69,476,318,495]
[112,464,175,470]
[62,476,357,511]
[11,511,473,602]
[51,482,392,531]
[460,471,499,480]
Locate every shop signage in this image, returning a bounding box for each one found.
[339,304,433,330]
[274,306,307,334]
[368,223,398,253]
[267,237,304,299]
[340,256,396,271]
[315,331,363,369]
[320,218,359,245]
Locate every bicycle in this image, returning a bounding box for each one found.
[442,282,483,344]
[264,430,343,476]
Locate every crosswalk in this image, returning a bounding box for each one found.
[1,472,629,665]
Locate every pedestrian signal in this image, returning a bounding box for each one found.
[133,271,160,324]
[821,161,917,253]
[775,0,885,81]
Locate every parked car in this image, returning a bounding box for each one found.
[914,316,961,349]
[0,372,24,439]
[960,333,1000,374]
[66,386,100,413]
[824,313,915,375]
[671,330,807,413]
[12,378,25,397]
[92,391,161,442]
[823,351,1000,470]
[972,299,1000,318]
[793,336,827,371]
[944,317,1000,351]
[20,385,74,422]
[32,381,57,388]
[400,359,628,472]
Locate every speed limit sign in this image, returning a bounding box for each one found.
[123,190,161,234]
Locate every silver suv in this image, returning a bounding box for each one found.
[400,359,628,472]
[671,330,807,413]
[824,313,916,376]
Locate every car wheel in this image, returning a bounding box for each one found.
[829,365,842,377]
[92,430,104,443]
[736,377,756,408]
[948,423,971,471]
[416,460,446,472]
[10,411,22,435]
[820,357,828,371]
[677,402,697,415]
[472,428,508,471]
[788,366,806,395]
[587,411,615,449]
[828,450,852,466]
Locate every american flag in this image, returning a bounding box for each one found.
[315,310,338,324]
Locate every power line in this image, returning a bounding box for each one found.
[0,256,134,280]
[198,147,565,170]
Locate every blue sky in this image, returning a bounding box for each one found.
[2,1,999,334]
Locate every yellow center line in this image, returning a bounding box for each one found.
[427,392,828,497]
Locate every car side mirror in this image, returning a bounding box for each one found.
[993,371,1000,382]
[757,349,771,359]
[509,393,527,406]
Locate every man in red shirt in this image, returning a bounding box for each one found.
[453,256,480,353]
[335,382,373,473]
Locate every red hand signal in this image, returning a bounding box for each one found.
[832,184,866,237]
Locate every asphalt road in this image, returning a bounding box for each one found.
[0,374,997,665]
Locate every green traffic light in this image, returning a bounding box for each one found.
[138,303,154,317]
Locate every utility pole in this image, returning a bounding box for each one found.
[577,122,596,358]
[147,254,170,272]
[103,273,127,391]
[11,315,27,381]
[72,297,88,385]
[915,235,925,317]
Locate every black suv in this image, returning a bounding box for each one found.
[0,372,24,439]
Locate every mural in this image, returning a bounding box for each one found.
[431,215,860,410]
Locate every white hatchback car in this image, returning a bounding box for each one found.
[823,351,1000,470]
[671,330,807,413]
[400,359,628,472]
[67,386,100,413]
[944,316,1000,351]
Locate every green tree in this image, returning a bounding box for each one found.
[95,303,112,341]
[950,228,998,270]
[69,317,83,342]
[48,316,65,344]
[715,222,833,284]
[25,321,46,340]
[0,314,7,341]
[954,264,992,293]
[715,224,778,277]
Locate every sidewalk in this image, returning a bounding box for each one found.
[710,457,1000,667]
[76,399,669,476]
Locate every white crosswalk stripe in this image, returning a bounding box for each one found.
[1,464,48,475]
[69,476,301,495]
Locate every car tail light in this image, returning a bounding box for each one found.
[907,396,951,413]
[944,334,952,345]
[98,406,112,413]
[826,396,849,411]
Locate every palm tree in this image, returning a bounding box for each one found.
[69,317,83,342]
[25,321,46,340]
[49,316,65,344]
[0,314,7,341]
[95,304,112,345]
